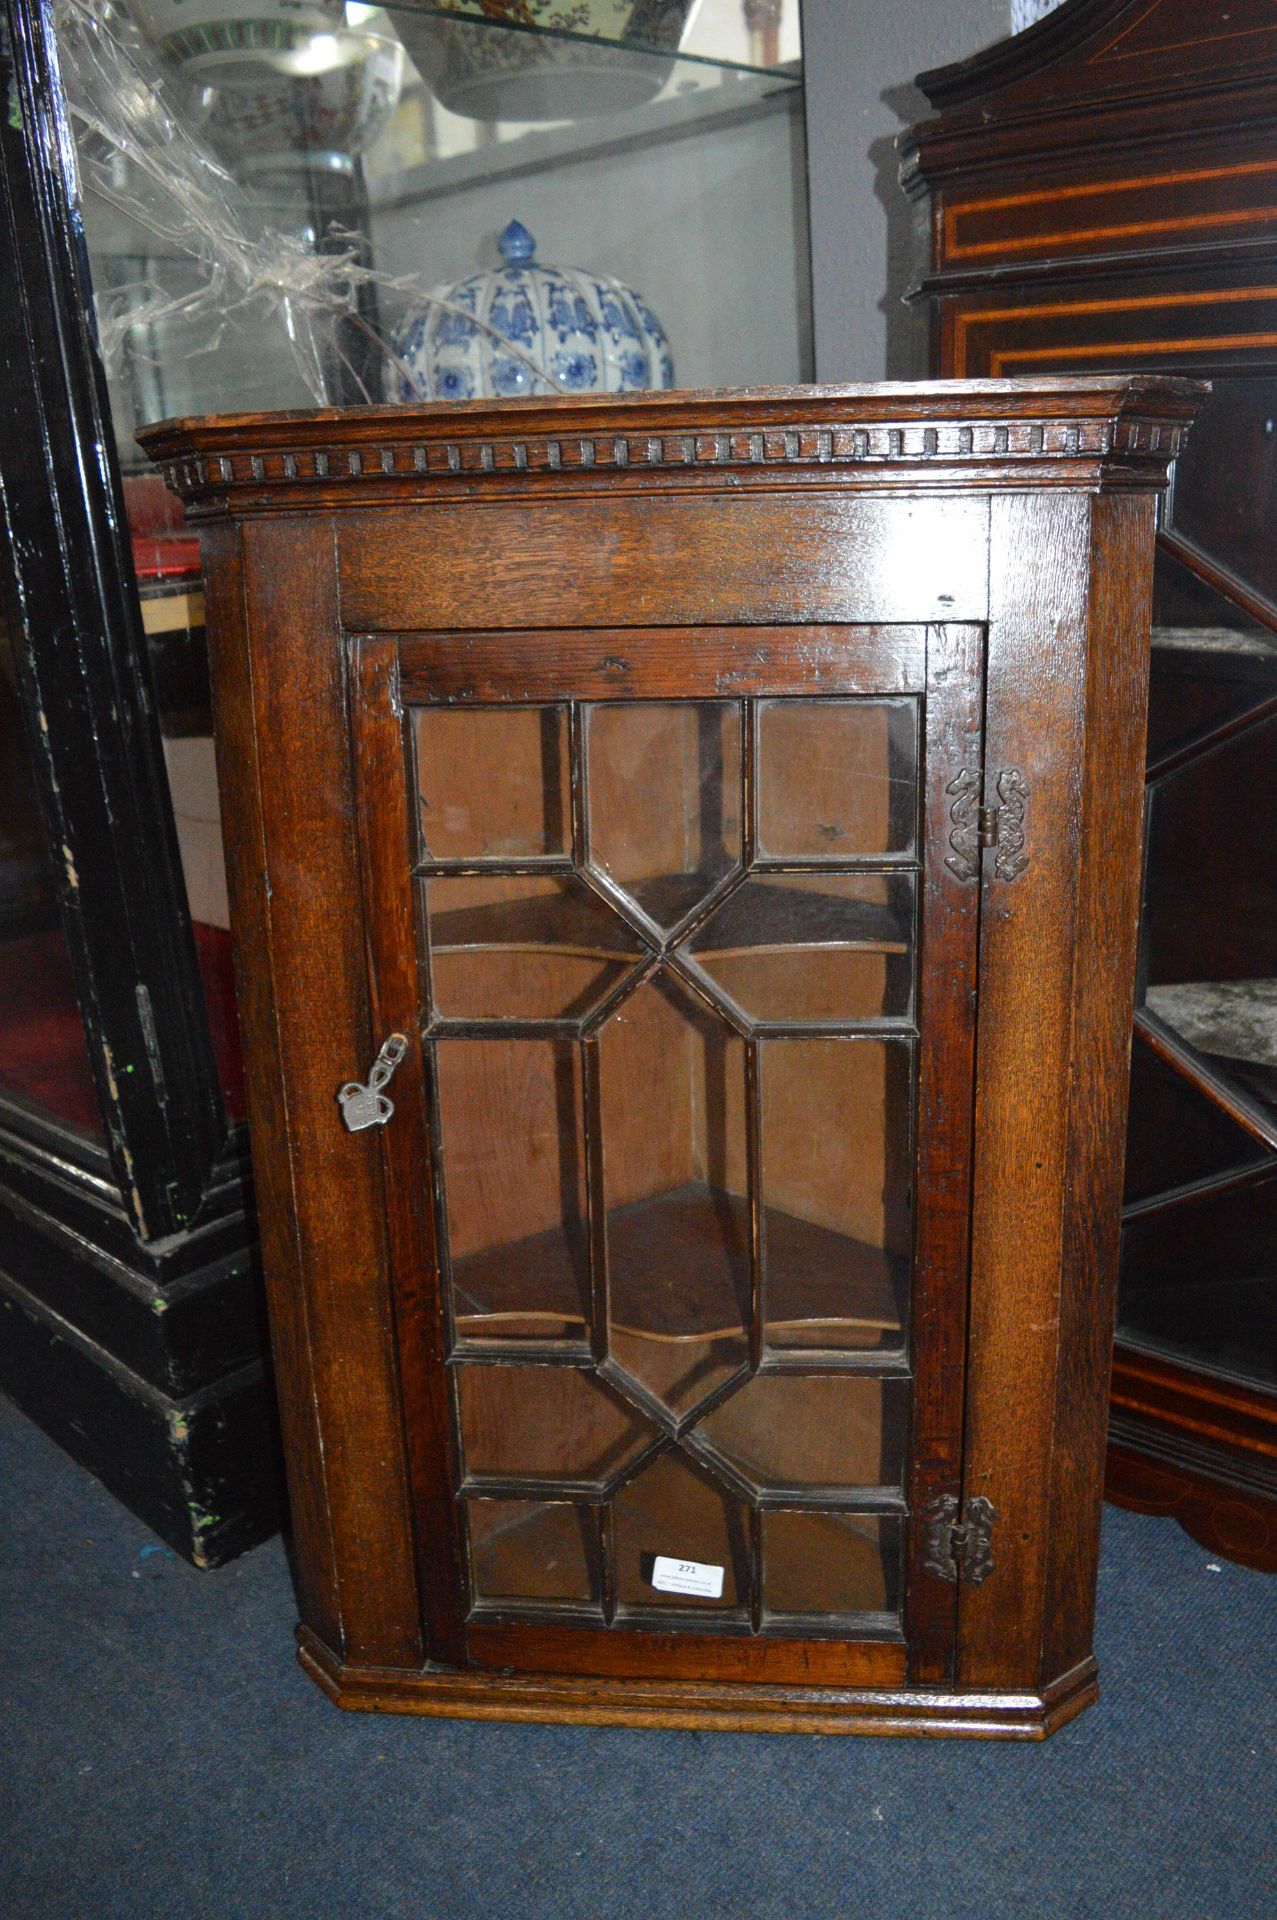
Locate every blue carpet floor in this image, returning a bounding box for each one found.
[2,1391,1274,1920]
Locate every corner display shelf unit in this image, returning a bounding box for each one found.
[145,377,1197,1738]
[903,0,1277,1575]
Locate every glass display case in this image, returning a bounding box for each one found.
[0,0,814,1561]
[70,0,812,1121]
[80,1,809,432]
[902,0,1277,1572]
[0,0,275,1569]
[1123,380,1277,1394]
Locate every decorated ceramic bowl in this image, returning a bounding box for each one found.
[127,0,346,71]
[387,0,696,122]
[189,27,405,171]
[390,219,675,402]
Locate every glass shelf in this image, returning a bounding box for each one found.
[364,56,799,209]
[373,0,802,74]
[164,4,804,203]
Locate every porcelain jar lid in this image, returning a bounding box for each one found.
[391,219,675,404]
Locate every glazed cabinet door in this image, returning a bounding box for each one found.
[349,620,984,1690]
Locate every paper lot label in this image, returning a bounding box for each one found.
[650,1556,724,1599]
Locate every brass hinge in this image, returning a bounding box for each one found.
[945,768,1030,884]
[923,1494,998,1584]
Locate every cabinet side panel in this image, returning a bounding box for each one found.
[1041,490,1156,1680]
[958,492,1091,1690]
[234,517,422,1668]
[199,521,341,1646]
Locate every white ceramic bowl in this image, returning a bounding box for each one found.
[127,0,345,72]
[388,0,696,123]
[189,27,405,170]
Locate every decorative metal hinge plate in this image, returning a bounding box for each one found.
[945,768,1030,883]
[923,1494,998,1584]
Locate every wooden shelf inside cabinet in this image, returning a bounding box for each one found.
[451,1182,905,1352]
[142,377,1199,1736]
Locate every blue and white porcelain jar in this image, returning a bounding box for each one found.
[390,220,675,403]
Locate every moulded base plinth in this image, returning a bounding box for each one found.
[295,1627,1099,1741]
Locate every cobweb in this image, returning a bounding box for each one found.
[52,0,564,407]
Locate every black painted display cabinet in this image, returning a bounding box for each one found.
[0,0,275,1563]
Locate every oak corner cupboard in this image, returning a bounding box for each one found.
[144,376,1199,1739]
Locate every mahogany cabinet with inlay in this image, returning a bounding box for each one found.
[903,0,1277,1575]
[144,377,1197,1738]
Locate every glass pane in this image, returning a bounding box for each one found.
[403,684,930,1641]
[611,1450,749,1615]
[456,1363,651,1486]
[140,586,210,743]
[1142,710,1277,1118]
[597,974,750,1421]
[467,1497,598,1604]
[1119,1169,1277,1391]
[756,699,918,860]
[1123,1033,1271,1208]
[1149,548,1277,766]
[415,705,569,862]
[1168,376,1277,607]
[762,1511,900,1619]
[425,873,643,1023]
[695,1374,907,1494]
[760,1038,911,1353]
[161,734,246,1122]
[435,1038,589,1345]
[586,702,742,932]
[684,873,915,1025]
[0,594,102,1139]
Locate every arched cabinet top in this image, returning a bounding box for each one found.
[902,0,1277,194]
